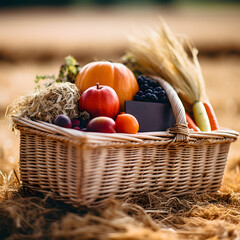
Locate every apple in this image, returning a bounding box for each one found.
[79,83,120,119]
[86,117,116,133]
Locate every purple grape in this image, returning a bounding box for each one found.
[155,86,163,92]
[150,94,158,102]
[134,95,140,101]
[137,76,145,85]
[146,93,152,99]
[73,127,81,131]
[142,84,149,90]
[140,95,147,101]
[54,114,72,128]
[159,95,169,103]
[157,89,166,98]
[134,76,169,104]
[71,118,81,128]
[145,89,153,94]
[150,81,159,87]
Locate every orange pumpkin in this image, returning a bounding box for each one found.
[75,61,139,110]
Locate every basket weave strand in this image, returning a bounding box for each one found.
[14,78,238,207]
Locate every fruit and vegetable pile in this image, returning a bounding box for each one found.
[8,21,220,135]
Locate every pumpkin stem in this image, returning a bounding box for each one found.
[96,83,100,90]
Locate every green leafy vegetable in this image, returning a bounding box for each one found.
[34,56,81,89]
[56,55,81,83]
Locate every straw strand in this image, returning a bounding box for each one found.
[128,19,207,112]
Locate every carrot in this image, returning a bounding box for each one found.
[192,101,211,132]
[203,101,219,131]
[185,112,200,132]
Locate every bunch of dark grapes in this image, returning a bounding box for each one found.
[133,76,169,103]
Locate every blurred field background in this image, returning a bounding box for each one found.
[1,0,240,171]
[0,0,240,239]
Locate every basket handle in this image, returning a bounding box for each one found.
[151,76,189,142]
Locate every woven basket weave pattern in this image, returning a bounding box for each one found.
[18,124,235,207]
[15,77,238,207]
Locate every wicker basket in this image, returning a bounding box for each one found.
[13,78,238,207]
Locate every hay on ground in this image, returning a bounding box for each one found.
[1,162,240,240]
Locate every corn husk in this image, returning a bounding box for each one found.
[128,19,207,112]
[6,82,80,124]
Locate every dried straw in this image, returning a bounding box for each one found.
[1,160,240,240]
[128,19,207,112]
[6,82,80,124]
[1,183,240,239]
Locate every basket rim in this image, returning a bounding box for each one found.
[13,116,239,146]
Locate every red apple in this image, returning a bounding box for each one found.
[86,117,116,133]
[79,83,120,119]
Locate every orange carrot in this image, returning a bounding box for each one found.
[203,101,219,131]
[185,112,200,132]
